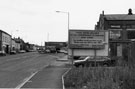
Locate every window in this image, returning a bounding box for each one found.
[109,30,121,40]
[127,30,135,39]
[131,25,135,29]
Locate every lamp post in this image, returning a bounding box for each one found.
[56,11,69,32]
[56,11,70,48]
[56,11,74,66]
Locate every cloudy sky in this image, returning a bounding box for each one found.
[0,0,134,45]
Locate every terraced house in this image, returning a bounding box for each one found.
[0,30,11,54]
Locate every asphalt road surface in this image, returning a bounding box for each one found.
[0,52,68,88]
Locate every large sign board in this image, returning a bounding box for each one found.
[69,30,105,49]
[68,30,109,56]
[45,42,67,48]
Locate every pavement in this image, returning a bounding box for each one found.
[21,55,71,89]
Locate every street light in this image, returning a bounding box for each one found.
[56,11,69,33]
[56,11,74,66]
[56,10,70,49]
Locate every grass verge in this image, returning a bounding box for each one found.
[64,66,135,89]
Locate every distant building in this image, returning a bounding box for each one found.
[11,39,16,51]
[0,30,11,54]
[14,37,25,50]
[30,44,37,51]
[45,42,67,49]
[15,41,20,52]
[95,9,135,57]
[25,42,37,51]
[11,38,21,52]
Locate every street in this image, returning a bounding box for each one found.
[0,52,68,88]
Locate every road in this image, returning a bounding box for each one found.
[0,52,67,88]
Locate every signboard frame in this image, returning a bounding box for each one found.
[68,30,109,57]
[68,30,106,49]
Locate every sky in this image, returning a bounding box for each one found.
[0,0,135,45]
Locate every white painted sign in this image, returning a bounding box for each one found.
[68,30,109,56]
[69,30,105,49]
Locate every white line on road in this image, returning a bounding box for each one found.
[15,71,38,89]
[15,64,50,89]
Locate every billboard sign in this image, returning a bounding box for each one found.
[45,42,67,48]
[69,30,105,49]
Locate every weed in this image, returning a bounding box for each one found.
[64,66,135,89]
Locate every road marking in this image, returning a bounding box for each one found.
[15,71,38,89]
[15,64,50,89]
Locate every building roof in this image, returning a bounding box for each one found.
[0,29,11,36]
[104,14,135,20]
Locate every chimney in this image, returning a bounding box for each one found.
[128,8,133,15]
[102,11,104,15]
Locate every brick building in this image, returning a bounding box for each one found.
[95,9,135,57]
[0,30,11,54]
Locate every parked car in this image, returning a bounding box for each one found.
[10,50,16,54]
[73,56,81,60]
[73,56,112,67]
[45,49,51,53]
[0,51,6,56]
[76,56,87,60]
[59,50,68,54]
[19,50,26,53]
[73,56,90,67]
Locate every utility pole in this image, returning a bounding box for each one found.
[56,11,73,66]
[47,33,49,42]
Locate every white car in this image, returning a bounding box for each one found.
[19,50,26,53]
[0,51,6,56]
[10,50,17,54]
[45,49,50,53]
[60,50,68,54]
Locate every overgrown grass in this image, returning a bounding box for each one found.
[64,66,135,89]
